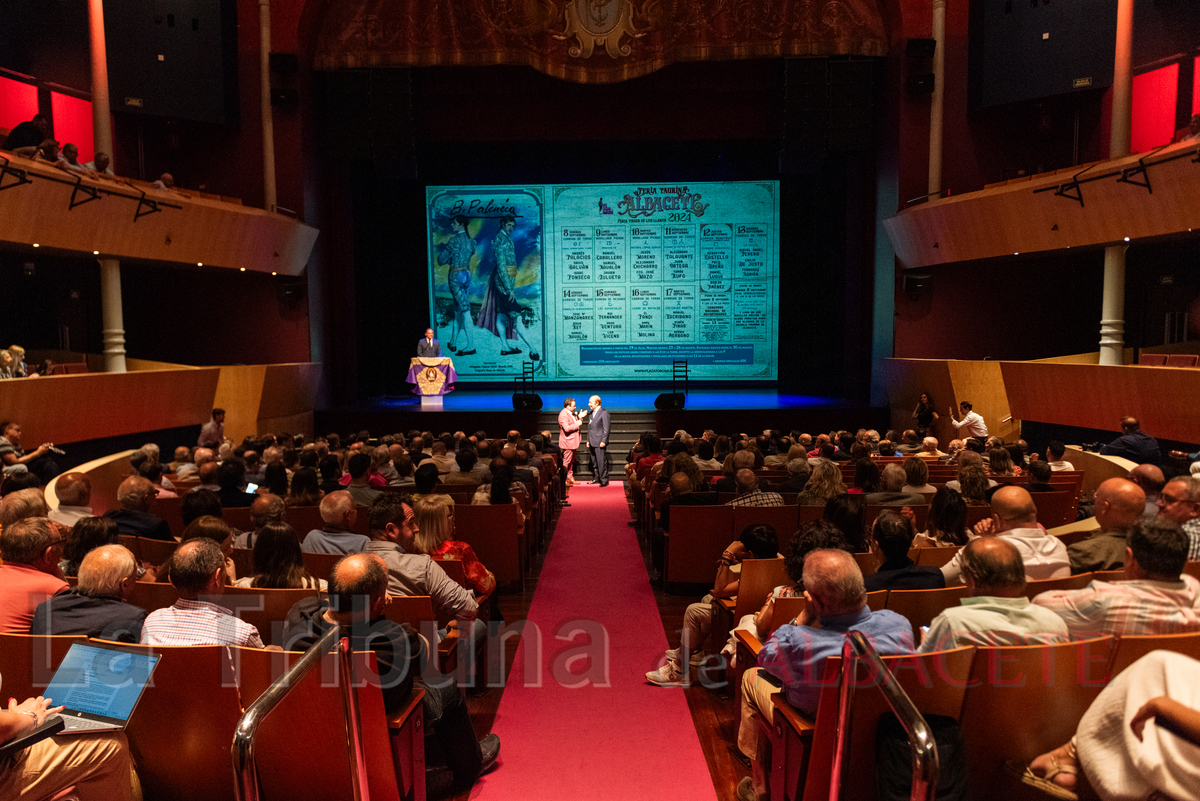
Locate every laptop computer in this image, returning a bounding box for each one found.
[41,641,161,735]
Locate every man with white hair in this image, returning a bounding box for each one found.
[918,436,945,459]
[175,446,214,479]
[0,487,50,527]
[301,490,370,554]
[31,544,145,641]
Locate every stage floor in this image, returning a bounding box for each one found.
[367,388,846,413]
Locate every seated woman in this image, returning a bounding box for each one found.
[234,521,326,590]
[957,465,991,507]
[901,456,939,495]
[823,493,870,552]
[59,516,119,577]
[285,466,323,507]
[911,486,971,547]
[158,515,237,584]
[413,495,496,597]
[796,459,847,505]
[260,462,289,497]
[988,446,1020,477]
[848,458,880,495]
[1017,650,1200,801]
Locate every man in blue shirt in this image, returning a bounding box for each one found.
[735,549,914,801]
[1100,416,1161,465]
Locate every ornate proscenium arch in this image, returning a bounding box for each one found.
[312,0,888,83]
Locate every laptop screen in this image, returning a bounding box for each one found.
[43,643,161,725]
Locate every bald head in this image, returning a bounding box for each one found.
[735,468,759,494]
[959,538,1026,596]
[250,493,286,528]
[197,461,219,485]
[55,472,91,507]
[1127,464,1165,496]
[669,472,693,497]
[194,447,215,466]
[989,486,1038,531]
[77,544,138,599]
[329,553,388,618]
[1093,478,1146,530]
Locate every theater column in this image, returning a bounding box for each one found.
[99,258,127,373]
[1099,0,1133,366]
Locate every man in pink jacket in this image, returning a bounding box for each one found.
[558,397,587,485]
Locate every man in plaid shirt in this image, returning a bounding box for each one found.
[141,538,264,648]
[726,469,784,507]
[1156,476,1200,561]
[1032,519,1200,638]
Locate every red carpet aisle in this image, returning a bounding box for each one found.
[473,483,719,800]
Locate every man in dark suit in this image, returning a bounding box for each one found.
[417,328,441,358]
[587,394,610,486]
[31,544,146,642]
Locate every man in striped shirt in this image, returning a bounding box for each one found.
[1032,519,1200,638]
[141,538,264,648]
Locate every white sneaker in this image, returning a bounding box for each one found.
[665,647,706,666]
[646,660,689,687]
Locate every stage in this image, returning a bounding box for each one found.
[315,386,887,442]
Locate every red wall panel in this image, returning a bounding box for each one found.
[0,77,39,132]
[1131,63,1177,153]
[50,92,94,163]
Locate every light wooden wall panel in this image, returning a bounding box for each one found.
[0,153,317,275]
[1001,362,1200,444]
[883,358,1018,445]
[0,369,219,445]
[883,141,1200,269]
[211,363,321,444]
[47,451,136,516]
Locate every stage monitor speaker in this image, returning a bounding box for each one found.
[512,393,543,411]
[902,273,932,294]
[654,392,686,410]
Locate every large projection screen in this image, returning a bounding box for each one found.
[426,181,780,382]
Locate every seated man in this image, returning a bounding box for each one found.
[344,452,383,507]
[917,436,944,459]
[918,538,1068,652]
[941,486,1070,584]
[301,491,370,554]
[1033,519,1200,638]
[1099,416,1161,465]
[864,511,945,592]
[646,524,779,687]
[0,695,136,800]
[726,468,784,507]
[736,550,914,801]
[714,450,756,493]
[31,544,146,641]
[104,476,174,541]
[233,493,286,549]
[1045,440,1074,472]
[48,471,93,528]
[1156,475,1200,560]
[865,464,927,506]
[1067,477,1146,573]
[0,420,56,482]
[411,462,455,508]
[282,553,499,797]
[140,538,265,647]
[169,445,193,473]
[442,448,483,486]
[0,517,68,632]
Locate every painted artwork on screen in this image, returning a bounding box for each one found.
[427,181,779,382]
[427,188,546,378]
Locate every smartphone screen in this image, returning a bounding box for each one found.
[245,483,259,493]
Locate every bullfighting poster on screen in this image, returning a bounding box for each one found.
[426,181,779,382]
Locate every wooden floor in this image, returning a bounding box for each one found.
[456,482,743,801]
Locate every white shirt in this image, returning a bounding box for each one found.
[1048,460,1074,472]
[942,526,1070,585]
[49,505,93,528]
[951,411,988,438]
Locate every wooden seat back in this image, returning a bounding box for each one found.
[303,551,342,584]
[913,545,960,567]
[126,580,180,613]
[769,597,808,634]
[154,495,186,536]
[232,647,409,801]
[125,643,244,801]
[453,502,522,590]
[1031,491,1077,528]
[885,585,969,642]
[231,546,256,578]
[1109,631,1200,677]
[732,558,791,620]
[221,586,322,648]
[1138,352,1168,365]
[797,504,826,525]
[733,505,800,555]
[1165,353,1199,368]
[797,646,977,801]
[666,505,735,589]
[853,551,878,577]
[1022,572,1093,600]
[0,633,85,699]
[957,637,1115,801]
[137,536,179,566]
[221,505,255,531]
[287,505,328,537]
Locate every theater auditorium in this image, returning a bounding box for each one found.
[3,1,1200,800]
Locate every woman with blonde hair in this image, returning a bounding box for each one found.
[988,447,1019,477]
[957,465,990,506]
[412,495,496,597]
[796,459,847,505]
[8,345,29,377]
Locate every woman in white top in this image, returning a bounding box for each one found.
[233,521,326,590]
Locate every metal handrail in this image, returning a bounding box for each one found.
[232,627,371,801]
[829,631,938,801]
